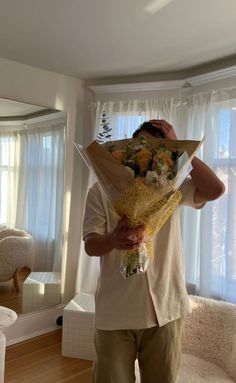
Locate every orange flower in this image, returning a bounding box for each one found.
[152,152,173,169]
[135,148,152,174]
[111,149,125,163]
[135,176,146,184]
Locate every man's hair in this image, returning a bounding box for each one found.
[132,121,165,139]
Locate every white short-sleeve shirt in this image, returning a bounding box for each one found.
[83,178,204,330]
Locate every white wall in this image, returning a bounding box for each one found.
[0,57,87,341]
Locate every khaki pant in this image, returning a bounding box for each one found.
[93,319,183,383]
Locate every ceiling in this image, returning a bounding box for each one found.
[0,0,236,83]
[0,99,46,117]
[0,98,55,118]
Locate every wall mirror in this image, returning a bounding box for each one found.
[0,97,67,315]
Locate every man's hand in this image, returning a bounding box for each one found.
[149,119,178,140]
[108,216,146,250]
[148,120,225,204]
[84,217,146,257]
[149,119,224,202]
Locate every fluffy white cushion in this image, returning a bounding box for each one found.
[183,296,236,381]
[135,354,234,383]
[177,353,234,383]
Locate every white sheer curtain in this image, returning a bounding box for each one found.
[15,122,65,271]
[0,120,66,272]
[94,99,183,139]
[0,132,19,227]
[76,93,236,303]
[181,91,236,302]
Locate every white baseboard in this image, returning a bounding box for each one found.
[2,304,64,346]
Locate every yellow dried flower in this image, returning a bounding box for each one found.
[114,178,182,239]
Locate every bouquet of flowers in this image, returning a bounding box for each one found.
[76,135,203,278]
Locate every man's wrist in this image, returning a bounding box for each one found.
[105,232,115,252]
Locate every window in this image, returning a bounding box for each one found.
[94,99,236,303]
[0,134,18,225]
[0,125,65,271]
[211,109,236,301]
[114,115,146,139]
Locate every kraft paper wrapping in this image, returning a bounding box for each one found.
[75,136,203,277]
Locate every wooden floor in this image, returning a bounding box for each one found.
[5,330,93,383]
[0,267,31,314]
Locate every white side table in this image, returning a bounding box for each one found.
[0,307,17,383]
[22,272,61,313]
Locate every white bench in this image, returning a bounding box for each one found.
[22,272,61,312]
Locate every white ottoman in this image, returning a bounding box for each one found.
[0,306,17,383]
[22,272,61,312]
[62,293,95,360]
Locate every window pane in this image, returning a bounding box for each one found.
[212,108,236,301]
[217,110,230,158]
[115,115,146,139]
[0,171,8,223]
[0,136,15,166]
[212,166,236,300]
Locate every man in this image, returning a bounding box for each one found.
[83,119,225,383]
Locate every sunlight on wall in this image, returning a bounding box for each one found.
[55,96,64,112]
[61,189,71,296]
[144,0,174,14]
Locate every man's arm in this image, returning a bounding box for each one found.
[84,217,145,257]
[149,119,225,203]
[190,157,225,203]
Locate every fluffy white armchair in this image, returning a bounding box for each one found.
[135,295,236,382]
[178,295,236,382]
[62,293,236,382]
[0,331,6,383]
[0,228,33,292]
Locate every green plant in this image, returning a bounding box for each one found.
[97,110,114,152]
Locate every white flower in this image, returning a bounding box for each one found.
[158,174,172,189]
[125,166,135,177]
[146,170,172,190]
[146,170,159,186]
[160,164,169,174]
